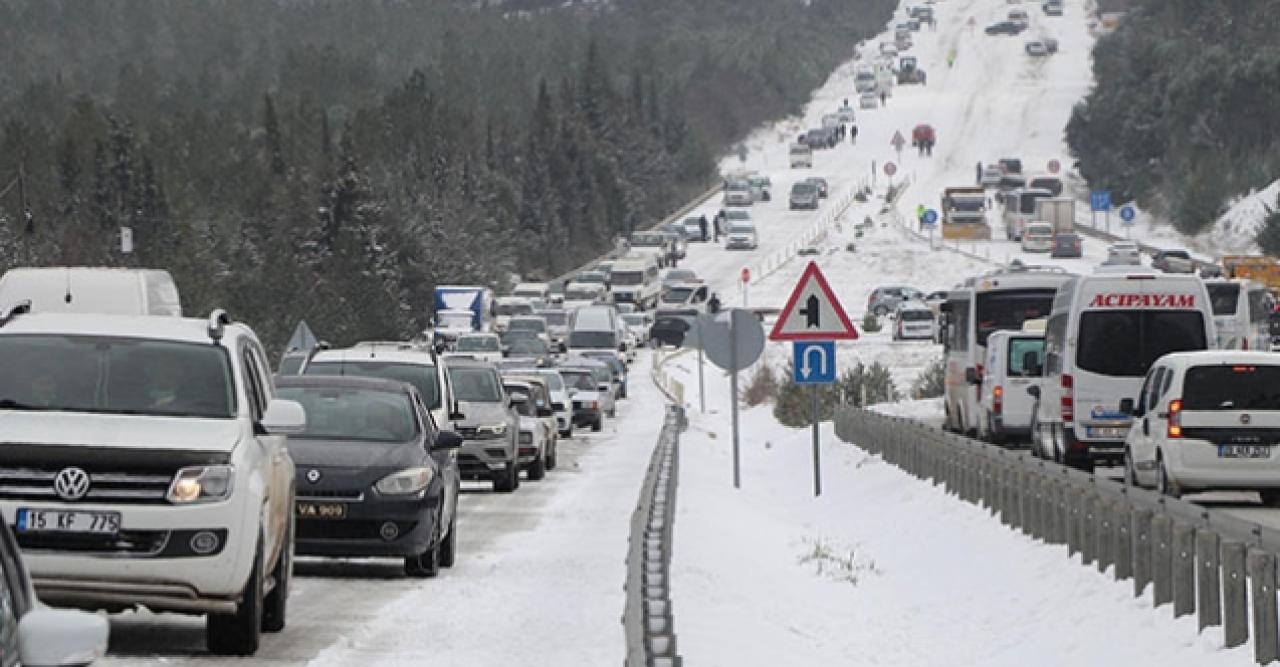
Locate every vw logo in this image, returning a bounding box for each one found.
[53,467,91,502]
[1241,414,1252,425]
[306,469,322,484]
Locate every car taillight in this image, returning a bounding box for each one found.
[1061,374,1074,423]
[993,385,1003,414]
[1167,399,1183,438]
[1243,339,1250,350]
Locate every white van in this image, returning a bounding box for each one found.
[1002,188,1053,241]
[1020,222,1055,252]
[567,305,625,359]
[942,264,1074,437]
[978,330,1045,444]
[1032,272,1215,469]
[790,143,813,168]
[512,282,551,302]
[1124,351,1280,504]
[608,258,661,310]
[0,267,181,316]
[1205,278,1272,350]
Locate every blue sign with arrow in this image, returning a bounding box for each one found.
[1090,190,1112,212]
[793,341,836,385]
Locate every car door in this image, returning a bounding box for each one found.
[1129,366,1165,476]
[242,342,289,561]
[417,394,457,528]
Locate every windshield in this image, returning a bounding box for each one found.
[577,272,606,284]
[726,210,750,221]
[561,370,596,391]
[900,310,933,321]
[541,311,568,326]
[448,366,503,402]
[278,355,305,376]
[1184,366,1280,411]
[538,372,565,391]
[729,223,754,234]
[951,197,984,212]
[0,334,235,418]
[974,289,1056,347]
[508,318,546,333]
[1018,192,1050,214]
[565,287,600,301]
[568,330,617,349]
[456,335,500,352]
[277,386,415,442]
[1007,338,1045,376]
[793,184,816,194]
[307,360,441,410]
[513,287,545,298]
[1076,311,1207,377]
[503,386,536,417]
[631,234,664,247]
[496,302,533,317]
[1207,283,1240,315]
[663,288,694,303]
[611,271,644,286]
[727,180,749,191]
[508,338,548,355]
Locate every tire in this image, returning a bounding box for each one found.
[547,440,558,470]
[493,459,519,493]
[1157,456,1181,499]
[560,427,572,440]
[261,516,292,633]
[874,305,889,316]
[592,417,603,432]
[405,512,441,578]
[439,513,457,568]
[527,450,547,481]
[208,539,264,656]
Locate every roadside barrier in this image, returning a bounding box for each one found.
[833,406,1280,665]
[623,403,685,667]
[651,347,688,405]
[749,178,869,286]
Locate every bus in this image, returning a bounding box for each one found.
[941,263,1075,437]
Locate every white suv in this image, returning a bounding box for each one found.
[0,306,305,655]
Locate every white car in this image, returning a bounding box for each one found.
[725,221,759,250]
[859,92,879,109]
[1124,351,1280,504]
[891,301,937,341]
[1105,243,1142,266]
[978,330,1045,444]
[0,308,305,655]
[503,379,557,480]
[621,312,654,345]
[1020,222,1055,252]
[1024,40,1048,56]
[450,333,503,362]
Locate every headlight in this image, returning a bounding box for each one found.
[167,465,235,504]
[375,467,434,495]
[476,423,508,439]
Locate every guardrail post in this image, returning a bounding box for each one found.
[1045,480,1063,545]
[1081,494,1098,567]
[1096,499,1113,574]
[981,459,995,513]
[1065,486,1082,558]
[1113,502,1132,582]
[1172,522,1195,619]
[1248,548,1279,664]
[1223,540,1249,649]
[1026,473,1043,540]
[1197,530,1222,631]
[1132,509,1153,598]
[1151,515,1173,608]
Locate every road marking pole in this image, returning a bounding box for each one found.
[730,314,740,489]
[812,383,822,497]
[696,318,706,414]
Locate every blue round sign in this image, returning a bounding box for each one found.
[1119,204,1136,223]
[922,209,939,225]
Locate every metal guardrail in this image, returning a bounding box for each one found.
[833,406,1280,665]
[748,178,869,286]
[623,404,685,667]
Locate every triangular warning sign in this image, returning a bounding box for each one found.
[285,320,320,351]
[769,262,859,341]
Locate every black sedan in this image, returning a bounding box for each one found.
[1050,233,1083,258]
[276,375,462,578]
[985,21,1026,35]
[650,314,696,348]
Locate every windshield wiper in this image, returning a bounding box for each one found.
[0,399,50,411]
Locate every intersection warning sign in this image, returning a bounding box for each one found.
[768,262,859,341]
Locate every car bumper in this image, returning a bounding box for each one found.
[573,408,602,426]
[1167,441,1280,490]
[725,239,756,249]
[297,494,440,558]
[1063,427,1125,463]
[459,439,514,478]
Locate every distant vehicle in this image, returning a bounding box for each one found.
[804,128,837,149]
[978,330,1045,444]
[1025,40,1048,56]
[446,358,522,492]
[941,186,990,240]
[512,282,551,303]
[1204,278,1272,350]
[309,343,461,434]
[451,333,503,362]
[790,143,814,168]
[1221,255,1280,293]
[650,313,695,348]
[1050,233,1083,258]
[505,316,551,346]
[1027,174,1064,197]
[630,231,678,267]
[868,285,925,316]
[1008,8,1030,24]
[503,378,557,480]
[854,66,878,93]
[898,56,926,85]
[557,367,605,432]
[725,221,759,250]
[789,181,820,210]
[575,269,609,285]
[1043,0,1064,16]
[1123,351,1280,502]
[1001,187,1053,241]
[607,258,661,310]
[493,297,535,333]
[662,268,700,286]
[658,283,710,313]
[1152,249,1195,274]
[985,20,1027,35]
[621,312,654,345]
[805,177,830,198]
[1034,197,1075,235]
[747,175,773,202]
[821,113,842,129]
[891,300,937,341]
[723,208,752,226]
[836,103,857,123]
[859,92,880,109]
[980,166,1004,188]
[924,290,949,317]
[681,216,706,241]
[723,179,754,206]
[998,157,1024,174]
[562,282,609,310]
[1106,242,1143,266]
[1020,222,1055,252]
[1043,37,1059,53]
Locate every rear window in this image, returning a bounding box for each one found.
[1007,338,1045,377]
[307,361,441,410]
[974,289,1056,347]
[1076,311,1207,377]
[1249,289,1272,323]
[900,310,933,321]
[1207,283,1240,315]
[1184,365,1280,411]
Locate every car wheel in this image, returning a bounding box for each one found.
[405,512,442,578]
[439,512,457,568]
[261,515,293,633]
[527,449,547,481]
[208,537,264,655]
[547,440,558,470]
[874,305,889,316]
[1157,455,1181,499]
[592,417,603,432]
[560,427,572,440]
[493,460,519,493]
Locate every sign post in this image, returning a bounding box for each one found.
[921,208,938,249]
[740,267,751,307]
[700,310,765,489]
[1120,204,1136,239]
[770,262,859,496]
[1090,190,1112,233]
[884,161,898,190]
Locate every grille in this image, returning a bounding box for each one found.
[298,520,418,541]
[16,529,168,555]
[297,489,363,501]
[518,432,533,445]
[0,467,173,504]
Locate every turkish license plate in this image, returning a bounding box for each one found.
[296,502,347,520]
[16,508,120,534]
[1218,445,1272,459]
[1086,426,1129,439]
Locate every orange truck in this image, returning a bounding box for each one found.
[1221,255,1280,293]
[940,186,991,239]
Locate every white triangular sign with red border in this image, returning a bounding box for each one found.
[769,261,859,341]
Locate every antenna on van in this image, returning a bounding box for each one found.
[207,309,230,341]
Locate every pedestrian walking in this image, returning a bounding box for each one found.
[714,211,724,242]
[879,91,887,106]
[850,124,859,144]
[699,215,709,242]
[916,203,926,225]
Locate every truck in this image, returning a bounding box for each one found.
[433,285,494,344]
[1033,197,1075,236]
[1221,256,1280,294]
[940,186,991,240]
[897,56,926,84]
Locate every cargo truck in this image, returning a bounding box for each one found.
[1033,197,1075,236]
[941,186,991,240]
[433,285,494,345]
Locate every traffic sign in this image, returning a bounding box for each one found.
[1120,204,1136,224]
[884,162,898,177]
[700,310,765,372]
[921,209,939,226]
[740,267,751,284]
[890,131,906,151]
[1047,159,1061,174]
[1090,190,1111,212]
[793,341,836,384]
[769,261,859,341]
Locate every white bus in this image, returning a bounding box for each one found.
[941,264,1074,437]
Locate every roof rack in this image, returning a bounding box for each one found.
[0,300,31,328]
[207,309,231,341]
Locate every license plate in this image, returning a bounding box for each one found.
[17,508,120,535]
[1086,426,1129,439]
[1218,445,1272,459]
[296,502,347,520]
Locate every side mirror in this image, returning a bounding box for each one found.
[19,608,109,667]
[1119,398,1135,416]
[537,407,554,418]
[1026,385,1040,399]
[261,399,307,435]
[598,383,611,391]
[432,430,463,450]
[964,368,979,385]
[559,342,568,353]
